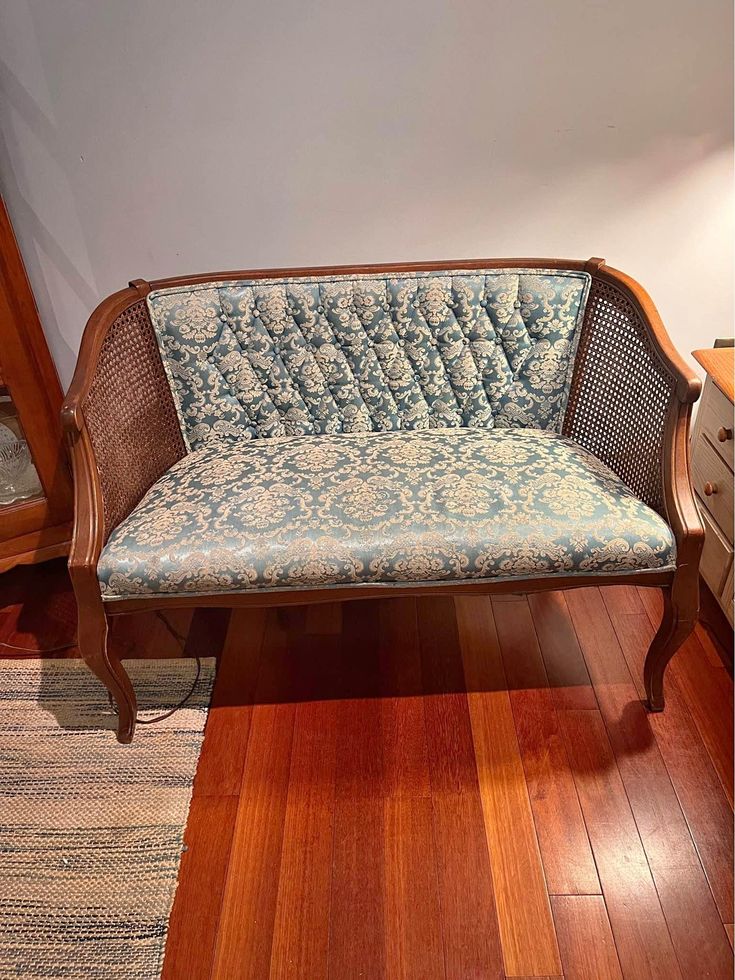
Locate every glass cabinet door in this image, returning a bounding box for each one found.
[0,194,72,572]
[0,363,43,507]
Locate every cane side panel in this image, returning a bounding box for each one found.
[81,300,186,539]
[563,277,675,516]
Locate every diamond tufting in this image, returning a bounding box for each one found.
[147,268,590,449]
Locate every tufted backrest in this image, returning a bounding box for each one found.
[147,268,590,450]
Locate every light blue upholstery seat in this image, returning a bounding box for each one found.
[97,428,675,599]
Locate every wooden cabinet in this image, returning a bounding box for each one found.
[0,197,72,572]
[692,346,734,625]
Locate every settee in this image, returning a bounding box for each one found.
[62,258,703,742]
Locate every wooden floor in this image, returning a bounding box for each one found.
[1,560,733,979]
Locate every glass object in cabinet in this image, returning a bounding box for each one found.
[0,368,43,506]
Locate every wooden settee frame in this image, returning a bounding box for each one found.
[62,258,703,742]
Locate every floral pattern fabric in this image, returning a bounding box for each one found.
[97,428,675,600]
[146,269,590,450]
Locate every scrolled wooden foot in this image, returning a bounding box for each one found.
[78,608,137,743]
[643,587,695,712]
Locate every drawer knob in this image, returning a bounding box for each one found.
[704,481,718,497]
[717,426,733,443]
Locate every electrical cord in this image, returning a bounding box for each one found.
[108,654,203,726]
[108,611,203,724]
[2,610,202,725]
[0,639,76,653]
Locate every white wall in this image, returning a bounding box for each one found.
[0,0,732,389]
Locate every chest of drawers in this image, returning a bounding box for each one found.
[692,347,734,625]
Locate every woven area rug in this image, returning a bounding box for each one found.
[0,657,215,980]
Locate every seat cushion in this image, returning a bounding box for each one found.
[97,429,675,600]
[146,268,590,449]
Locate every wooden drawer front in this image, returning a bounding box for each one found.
[699,505,733,596]
[699,379,734,470]
[722,564,734,626]
[692,436,734,542]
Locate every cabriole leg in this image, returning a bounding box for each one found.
[643,579,697,712]
[78,606,137,743]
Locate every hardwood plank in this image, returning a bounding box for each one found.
[649,681,734,924]
[637,584,664,622]
[334,690,384,801]
[559,708,682,979]
[489,595,549,691]
[182,606,231,659]
[379,598,430,799]
[162,795,238,980]
[492,596,600,896]
[726,924,734,949]
[456,596,562,978]
[269,700,338,980]
[328,600,388,978]
[430,793,504,979]
[510,684,601,898]
[379,693,430,800]
[654,867,734,979]
[334,601,384,800]
[417,598,505,979]
[568,588,732,978]
[527,591,597,710]
[260,607,344,707]
[601,590,734,924]
[378,598,421,701]
[697,620,731,669]
[699,570,735,666]
[421,688,479,798]
[329,600,445,978]
[0,557,76,654]
[417,596,467,696]
[597,601,648,704]
[551,895,623,980]
[418,596,481,796]
[304,601,342,635]
[669,633,733,807]
[276,604,308,637]
[601,583,642,615]
[384,797,445,980]
[194,608,264,798]
[329,798,387,979]
[211,702,296,980]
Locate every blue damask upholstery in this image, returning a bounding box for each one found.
[146,269,590,449]
[97,429,675,600]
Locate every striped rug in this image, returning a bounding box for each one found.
[0,657,215,980]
